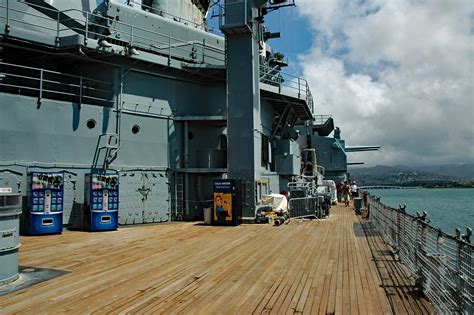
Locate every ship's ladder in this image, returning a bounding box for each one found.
[92,133,120,169]
[173,172,184,221]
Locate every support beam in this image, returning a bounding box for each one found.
[222,0,264,220]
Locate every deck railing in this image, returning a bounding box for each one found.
[313,115,332,125]
[0,1,314,109]
[0,0,225,65]
[365,193,473,314]
[260,65,314,112]
[0,62,114,106]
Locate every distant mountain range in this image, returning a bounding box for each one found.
[348,163,474,186]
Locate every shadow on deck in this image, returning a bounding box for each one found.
[358,216,435,314]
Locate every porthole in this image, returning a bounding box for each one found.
[132,125,140,134]
[86,119,96,129]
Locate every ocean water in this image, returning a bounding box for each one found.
[366,188,474,236]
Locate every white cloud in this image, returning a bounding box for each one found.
[297,0,474,166]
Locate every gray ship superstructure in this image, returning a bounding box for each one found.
[0,0,315,227]
[1,3,472,314]
[297,116,380,183]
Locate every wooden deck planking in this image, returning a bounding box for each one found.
[0,205,434,314]
[359,218,435,314]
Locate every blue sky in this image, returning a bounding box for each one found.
[260,6,313,75]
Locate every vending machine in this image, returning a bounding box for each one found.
[84,172,119,231]
[24,172,64,235]
[212,179,243,226]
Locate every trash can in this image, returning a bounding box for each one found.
[0,171,22,285]
[354,197,362,214]
[203,208,212,225]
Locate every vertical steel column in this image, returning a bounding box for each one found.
[38,68,43,104]
[224,21,260,219]
[79,76,83,106]
[202,38,205,63]
[84,12,89,45]
[5,0,10,31]
[183,121,189,215]
[168,37,172,65]
[183,121,189,168]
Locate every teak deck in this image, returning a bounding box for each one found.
[0,205,434,314]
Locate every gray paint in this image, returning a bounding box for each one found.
[150,0,207,27]
[118,170,169,224]
[311,136,347,178]
[0,171,22,285]
[224,14,262,218]
[0,0,318,229]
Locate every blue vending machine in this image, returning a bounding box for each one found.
[84,172,119,231]
[24,172,64,235]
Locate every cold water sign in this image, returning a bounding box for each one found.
[213,180,236,226]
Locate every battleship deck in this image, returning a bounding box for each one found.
[0,205,433,314]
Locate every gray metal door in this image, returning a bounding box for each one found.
[119,171,170,225]
[119,171,144,225]
[143,171,170,223]
[63,172,78,226]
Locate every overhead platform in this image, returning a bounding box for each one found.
[180,64,226,82]
[260,82,314,121]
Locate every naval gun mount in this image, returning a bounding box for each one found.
[297,116,381,182]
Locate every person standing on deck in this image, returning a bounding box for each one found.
[351,181,358,198]
[337,181,344,202]
[342,181,351,207]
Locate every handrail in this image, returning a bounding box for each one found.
[365,193,473,314]
[57,9,225,63]
[260,64,314,112]
[0,1,315,111]
[0,1,225,65]
[313,115,332,125]
[0,62,113,86]
[0,62,114,105]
